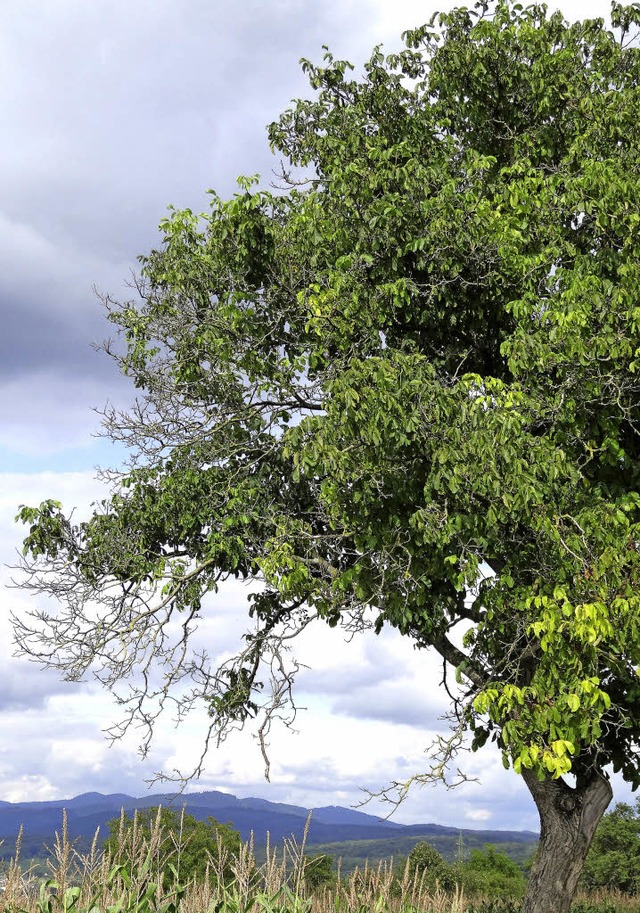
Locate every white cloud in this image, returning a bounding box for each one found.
[464,807,493,823]
[368,0,443,43]
[1,776,61,805]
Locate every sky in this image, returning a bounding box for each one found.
[0,0,632,837]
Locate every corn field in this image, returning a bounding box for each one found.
[0,810,636,913]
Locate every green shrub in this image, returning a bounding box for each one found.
[301,853,336,891]
[571,901,623,913]
[465,900,523,913]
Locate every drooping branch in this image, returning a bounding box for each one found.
[357,718,479,816]
[10,521,322,784]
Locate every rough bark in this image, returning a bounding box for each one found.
[521,767,613,913]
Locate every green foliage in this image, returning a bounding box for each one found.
[570,900,637,913]
[103,807,241,889]
[458,846,526,899]
[465,901,522,913]
[301,853,336,892]
[304,833,536,875]
[581,799,640,894]
[397,841,526,900]
[11,866,189,913]
[248,884,314,913]
[405,842,455,891]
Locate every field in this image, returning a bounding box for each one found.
[0,813,637,913]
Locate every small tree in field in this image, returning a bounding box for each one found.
[301,853,336,892]
[406,842,454,892]
[104,807,241,888]
[14,3,640,911]
[462,845,527,899]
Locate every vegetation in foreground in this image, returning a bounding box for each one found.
[0,809,638,913]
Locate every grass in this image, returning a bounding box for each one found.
[0,811,636,913]
[0,810,462,913]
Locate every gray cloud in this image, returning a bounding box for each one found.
[295,631,451,727]
[0,0,376,464]
[331,682,448,729]
[297,638,407,696]
[252,755,540,831]
[0,664,78,712]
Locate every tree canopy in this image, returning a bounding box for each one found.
[14,3,640,910]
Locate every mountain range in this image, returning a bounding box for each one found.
[0,789,537,860]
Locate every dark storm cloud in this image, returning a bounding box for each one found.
[0,0,373,457]
[0,292,107,382]
[0,209,122,384]
[3,0,364,252]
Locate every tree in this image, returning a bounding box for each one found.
[103,807,241,888]
[405,841,454,892]
[301,853,336,892]
[13,2,640,911]
[461,845,526,899]
[581,799,640,894]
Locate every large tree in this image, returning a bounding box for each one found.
[14,3,640,911]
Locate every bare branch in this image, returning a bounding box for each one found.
[356,719,479,817]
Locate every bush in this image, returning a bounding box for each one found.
[571,900,628,913]
[301,853,336,891]
[466,901,523,913]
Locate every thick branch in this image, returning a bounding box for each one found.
[432,634,488,690]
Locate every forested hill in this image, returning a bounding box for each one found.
[0,789,537,860]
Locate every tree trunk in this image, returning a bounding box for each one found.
[521,768,612,913]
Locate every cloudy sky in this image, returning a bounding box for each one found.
[1,0,632,836]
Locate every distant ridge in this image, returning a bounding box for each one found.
[0,788,537,856]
